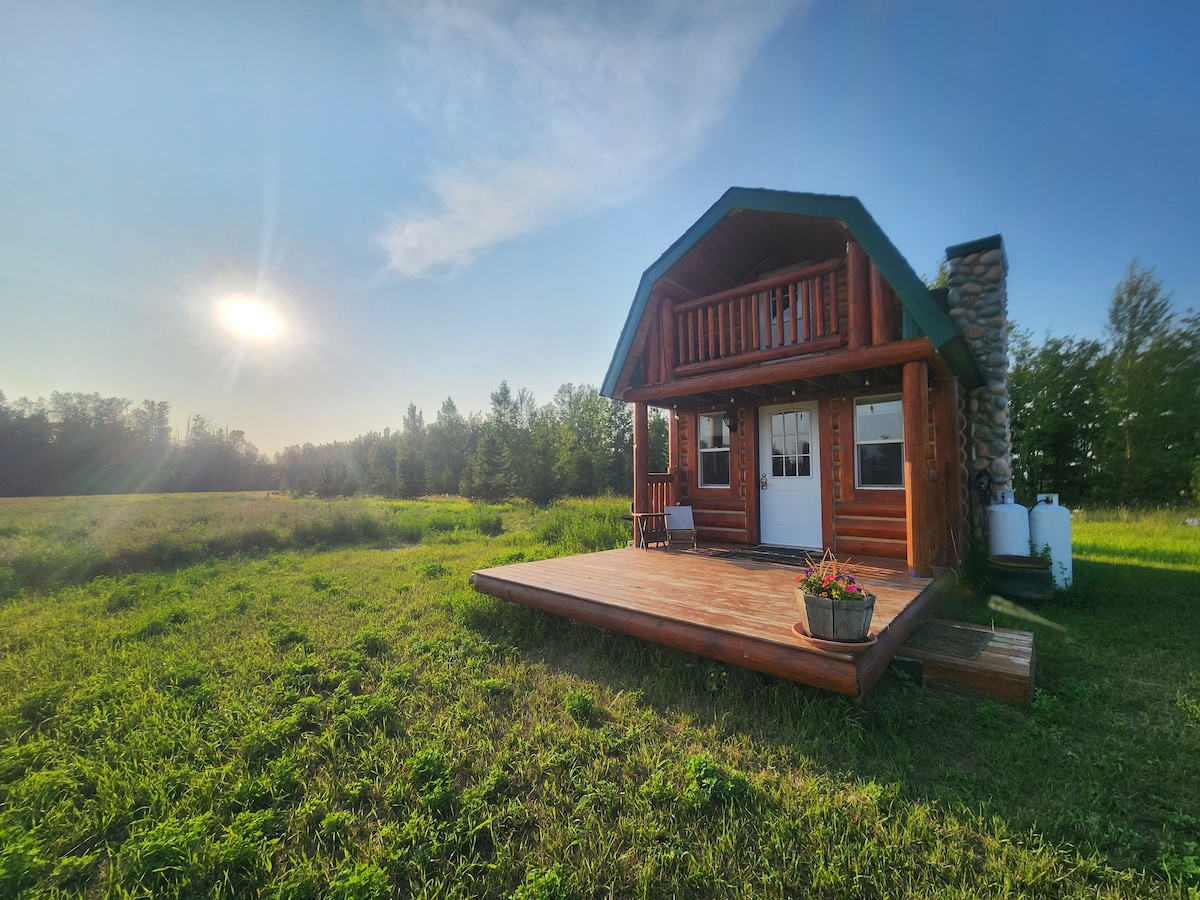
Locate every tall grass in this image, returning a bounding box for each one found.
[0,496,1196,897]
[0,493,515,599]
[530,496,630,555]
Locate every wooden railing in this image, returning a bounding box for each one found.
[670,258,844,378]
[644,471,680,514]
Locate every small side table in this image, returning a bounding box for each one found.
[629,511,669,549]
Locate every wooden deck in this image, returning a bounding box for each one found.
[470,547,956,698]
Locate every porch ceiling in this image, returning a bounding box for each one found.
[652,210,851,301]
[655,365,903,411]
[623,335,942,408]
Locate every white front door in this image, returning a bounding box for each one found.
[758,402,823,548]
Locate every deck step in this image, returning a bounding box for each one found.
[895,619,1035,706]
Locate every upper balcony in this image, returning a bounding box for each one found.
[667,258,846,379]
[604,189,983,405]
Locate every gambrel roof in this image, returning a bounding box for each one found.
[602,187,983,398]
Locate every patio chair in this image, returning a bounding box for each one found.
[663,505,697,549]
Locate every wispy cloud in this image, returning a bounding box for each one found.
[375,0,801,276]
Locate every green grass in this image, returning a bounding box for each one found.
[1071,507,1200,571]
[1,494,1197,897]
[0,492,511,599]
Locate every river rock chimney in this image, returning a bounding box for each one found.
[945,235,1010,543]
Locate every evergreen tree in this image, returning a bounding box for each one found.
[365,430,398,496]
[395,404,427,498]
[1098,261,1200,505]
[1009,329,1104,503]
[459,426,514,502]
[426,398,471,494]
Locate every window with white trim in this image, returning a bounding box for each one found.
[855,397,904,488]
[698,414,730,487]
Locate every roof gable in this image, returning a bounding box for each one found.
[602,187,979,397]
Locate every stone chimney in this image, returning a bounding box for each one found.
[944,235,1010,544]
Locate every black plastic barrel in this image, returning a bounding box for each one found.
[987,554,1055,602]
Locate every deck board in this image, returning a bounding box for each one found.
[471,547,954,697]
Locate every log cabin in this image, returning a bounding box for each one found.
[470,189,1025,698]
[601,188,1013,578]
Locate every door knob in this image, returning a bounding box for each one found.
[759,473,768,490]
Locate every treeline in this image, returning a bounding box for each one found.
[275,382,669,502]
[1009,261,1200,506]
[0,382,668,503]
[0,393,274,496]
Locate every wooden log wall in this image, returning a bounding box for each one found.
[652,373,955,565]
[831,393,906,560]
[670,406,753,545]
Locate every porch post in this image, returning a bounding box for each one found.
[633,401,650,544]
[668,408,682,505]
[904,361,932,577]
[932,376,964,566]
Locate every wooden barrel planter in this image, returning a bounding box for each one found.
[795,590,876,642]
[987,555,1054,602]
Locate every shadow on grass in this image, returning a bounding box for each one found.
[461,556,1200,880]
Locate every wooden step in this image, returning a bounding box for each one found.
[895,619,1035,706]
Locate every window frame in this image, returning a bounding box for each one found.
[697,413,731,489]
[854,395,905,490]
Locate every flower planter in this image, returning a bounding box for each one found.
[795,588,876,642]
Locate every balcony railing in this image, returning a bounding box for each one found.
[669,258,844,378]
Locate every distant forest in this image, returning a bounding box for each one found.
[0,382,668,504]
[2,263,1196,507]
[0,395,276,497]
[273,382,669,503]
[1008,261,1199,507]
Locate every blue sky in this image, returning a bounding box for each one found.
[2,0,1196,454]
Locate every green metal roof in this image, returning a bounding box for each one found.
[601,187,983,397]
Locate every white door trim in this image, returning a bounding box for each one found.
[758,401,823,549]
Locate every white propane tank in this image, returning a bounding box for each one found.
[1029,493,1073,588]
[988,490,1030,557]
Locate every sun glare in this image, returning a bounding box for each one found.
[218,295,282,341]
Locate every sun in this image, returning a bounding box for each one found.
[218,294,282,341]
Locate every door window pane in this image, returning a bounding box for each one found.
[769,409,811,479]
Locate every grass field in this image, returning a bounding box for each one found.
[1,493,1198,898]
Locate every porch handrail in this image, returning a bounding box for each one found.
[643,471,680,514]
